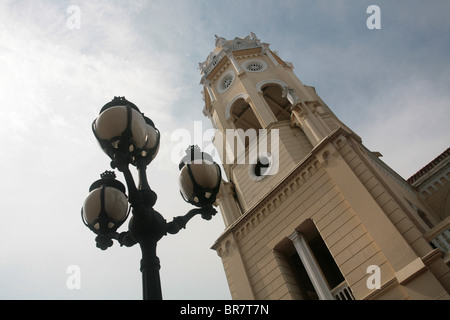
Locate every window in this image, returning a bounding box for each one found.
[286,220,354,300]
[287,252,319,300]
[230,98,262,132]
[254,156,270,176]
[242,59,267,73]
[217,71,235,93]
[249,154,274,181]
[406,198,434,228]
[247,62,263,71]
[308,234,345,290]
[262,85,291,121]
[221,75,233,90]
[228,98,262,162]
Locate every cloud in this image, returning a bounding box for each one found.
[0,1,192,170]
[0,0,232,300]
[0,0,448,300]
[354,76,450,179]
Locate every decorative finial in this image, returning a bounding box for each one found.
[214,35,227,48]
[179,145,211,169]
[100,96,140,114]
[100,170,116,180]
[249,32,259,43]
[185,145,201,155]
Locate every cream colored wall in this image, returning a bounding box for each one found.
[345,140,450,294]
[230,122,312,211]
[217,150,391,299]
[213,132,450,300]
[235,164,394,299]
[320,135,449,299]
[334,137,433,258]
[361,145,441,228]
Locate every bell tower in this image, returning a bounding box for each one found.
[200,33,450,300]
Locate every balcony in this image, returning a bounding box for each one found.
[424,216,450,265]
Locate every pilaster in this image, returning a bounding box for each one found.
[217,180,242,227]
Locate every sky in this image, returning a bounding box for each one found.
[0,0,449,300]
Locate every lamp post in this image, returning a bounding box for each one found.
[81,96,221,300]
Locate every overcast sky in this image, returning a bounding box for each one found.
[0,0,449,300]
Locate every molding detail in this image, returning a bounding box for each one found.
[225,93,250,119]
[255,79,289,93]
[216,239,236,258]
[241,59,267,73]
[395,257,427,285]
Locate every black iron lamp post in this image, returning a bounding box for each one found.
[81,96,221,300]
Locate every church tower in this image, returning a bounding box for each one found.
[200,33,450,300]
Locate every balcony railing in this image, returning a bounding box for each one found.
[229,41,261,52]
[431,229,450,253]
[204,50,226,76]
[331,281,355,300]
[424,217,450,265]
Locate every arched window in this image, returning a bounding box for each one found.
[230,98,262,131]
[228,98,262,152]
[262,85,291,121]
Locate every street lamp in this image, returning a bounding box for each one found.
[82,96,221,300]
[81,170,130,250]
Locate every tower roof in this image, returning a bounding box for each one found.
[407,147,450,184]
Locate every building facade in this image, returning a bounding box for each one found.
[199,33,450,300]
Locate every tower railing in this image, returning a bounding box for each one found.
[204,51,226,76]
[229,41,261,52]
